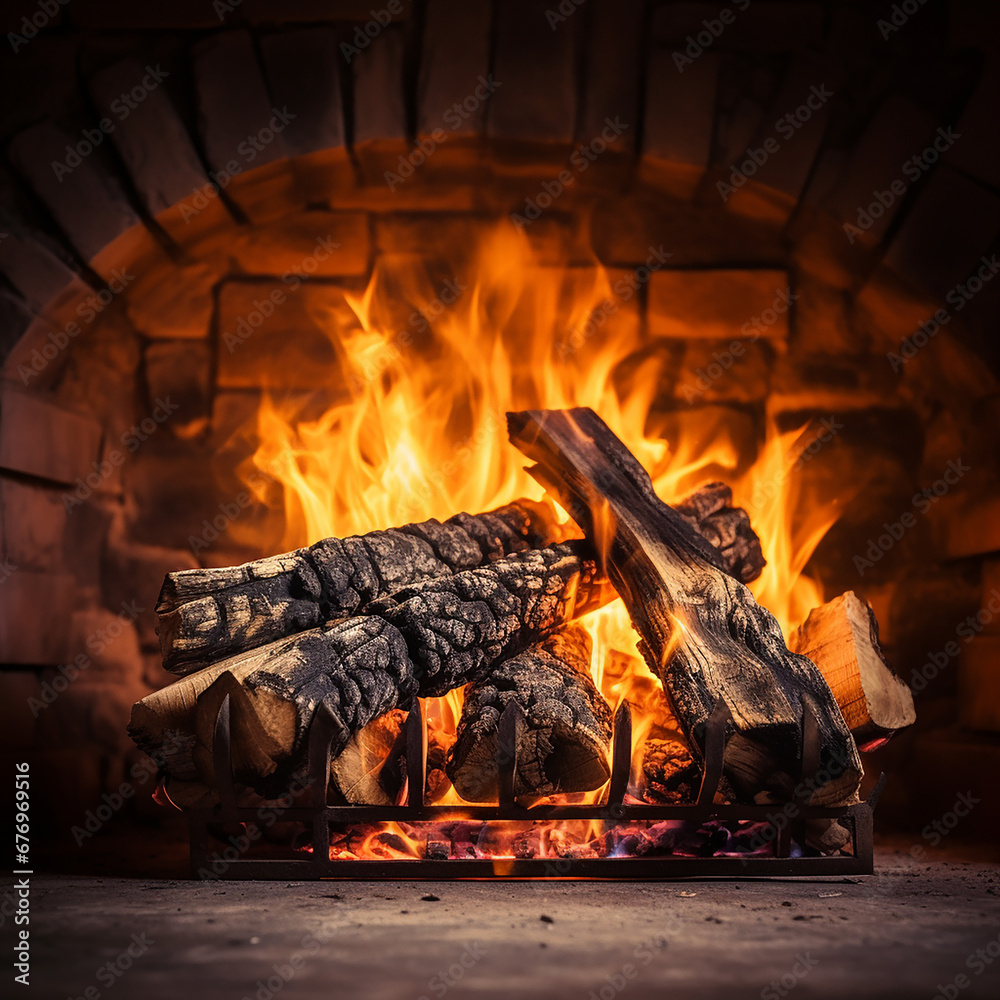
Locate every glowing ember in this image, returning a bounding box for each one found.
[217,223,842,856]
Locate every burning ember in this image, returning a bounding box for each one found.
[131,222,911,871]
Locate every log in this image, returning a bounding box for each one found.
[156,500,559,676]
[446,625,614,801]
[130,542,612,790]
[445,482,763,801]
[330,708,407,805]
[788,591,915,751]
[507,407,863,807]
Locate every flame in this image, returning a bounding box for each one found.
[229,221,844,836]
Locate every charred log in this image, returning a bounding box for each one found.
[156,500,559,676]
[507,406,863,808]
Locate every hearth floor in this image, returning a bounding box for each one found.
[14,845,1000,999]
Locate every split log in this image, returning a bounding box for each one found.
[130,542,611,791]
[789,591,915,751]
[446,625,613,801]
[445,482,764,801]
[156,500,559,676]
[508,407,863,807]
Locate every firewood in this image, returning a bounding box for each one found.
[446,625,613,801]
[156,500,560,676]
[445,482,764,801]
[507,407,863,807]
[330,708,408,805]
[788,591,915,751]
[130,542,612,791]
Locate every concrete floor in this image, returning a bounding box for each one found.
[11,847,1000,1000]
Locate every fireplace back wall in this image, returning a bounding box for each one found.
[1,0,998,855]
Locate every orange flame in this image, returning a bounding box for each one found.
[230,222,842,826]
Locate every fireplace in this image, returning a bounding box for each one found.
[3,0,1000,905]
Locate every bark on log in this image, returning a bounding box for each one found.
[507,407,863,807]
[130,542,611,790]
[156,500,559,676]
[446,625,614,801]
[641,738,702,804]
[444,482,763,801]
[789,592,915,751]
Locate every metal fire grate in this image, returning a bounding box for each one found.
[185,694,883,880]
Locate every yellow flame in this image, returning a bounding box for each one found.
[233,221,842,808]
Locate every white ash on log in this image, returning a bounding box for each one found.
[446,625,613,800]
[156,500,559,676]
[129,542,612,791]
[507,406,863,808]
[789,591,915,751]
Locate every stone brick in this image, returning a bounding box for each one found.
[259,27,347,157]
[0,672,40,751]
[882,166,1000,305]
[102,530,198,649]
[193,29,288,172]
[578,0,642,151]
[0,477,67,572]
[0,225,91,318]
[0,570,77,664]
[0,384,103,486]
[788,273,863,358]
[648,269,791,340]
[67,605,145,684]
[489,0,576,144]
[418,0,492,138]
[244,0,414,22]
[215,279,355,390]
[818,96,940,248]
[353,27,408,145]
[946,60,1000,188]
[144,341,212,439]
[125,260,217,340]
[642,50,718,197]
[674,338,772,405]
[7,120,142,262]
[225,212,370,277]
[651,2,823,52]
[722,57,842,222]
[89,57,209,220]
[958,635,1000,732]
[939,493,1000,559]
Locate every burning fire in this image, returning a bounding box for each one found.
[224,222,841,848]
